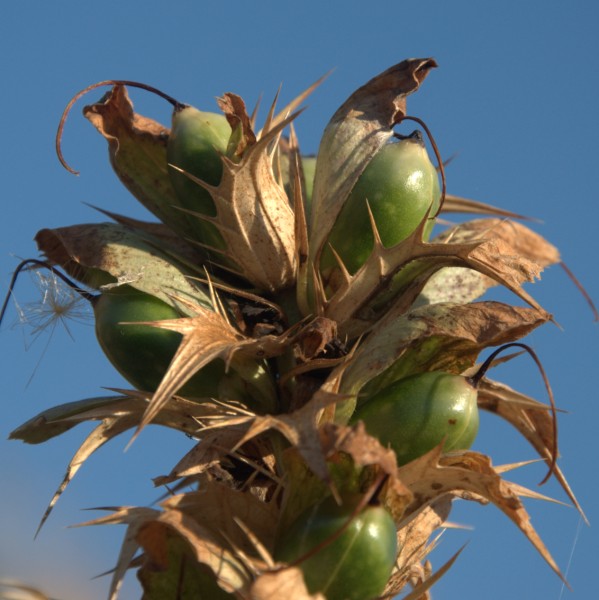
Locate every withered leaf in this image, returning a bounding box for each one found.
[293,316,338,361]
[0,580,53,600]
[35,416,135,538]
[396,449,566,584]
[478,378,586,521]
[228,386,344,483]
[137,527,237,599]
[437,218,560,268]
[178,111,299,292]
[137,508,250,594]
[415,266,493,306]
[74,506,160,600]
[174,76,326,293]
[129,297,291,439]
[250,568,325,600]
[83,84,195,238]
[319,421,399,477]
[35,222,212,314]
[9,396,127,444]
[340,301,550,396]
[441,194,532,220]
[160,486,279,557]
[385,497,453,597]
[325,216,548,334]
[319,421,414,520]
[18,393,221,534]
[88,204,208,267]
[415,217,561,307]
[218,92,257,157]
[395,545,465,600]
[153,426,250,486]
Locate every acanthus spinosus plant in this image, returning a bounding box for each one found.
[2,57,594,599]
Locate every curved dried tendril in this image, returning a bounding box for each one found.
[56,79,185,174]
[397,114,446,216]
[469,342,558,486]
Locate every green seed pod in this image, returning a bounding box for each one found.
[301,155,317,214]
[166,106,231,253]
[93,286,226,397]
[275,495,397,600]
[351,371,479,466]
[321,131,440,278]
[93,286,278,413]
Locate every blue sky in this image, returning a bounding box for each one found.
[1,1,598,598]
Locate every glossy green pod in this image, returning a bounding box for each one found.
[275,495,397,600]
[351,371,479,466]
[166,106,231,251]
[93,286,226,397]
[321,131,440,277]
[301,155,317,214]
[93,286,277,411]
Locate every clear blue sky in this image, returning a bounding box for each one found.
[1,2,598,598]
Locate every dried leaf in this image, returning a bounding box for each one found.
[319,421,414,520]
[161,486,279,556]
[10,393,217,446]
[35,222,212,314]
[478,378,586,522]
[75,506,159,600]
[396,449,567,584]
[9,396,126,444]
[83,85,195,238]
[414,217,561,309]
[0,580,54,600]
[436,218,560,269]
[88,205,208,267]
[218,92,257,157]
[176,110,299,292]
[128,297,289,438]
[139,506,250,593]
[341,301,550,396]
[324,217,548,335]
[415,266,493,306]
[35,416,137,536]
[153,426,250,486]
[320,421,398,476]
[137,530,235,599]
[441,194,533,221]
[397,544,465,600]
[385,497,453,596]
[17,393,228,534]
[229,385,344,483]
[250,568,325,600]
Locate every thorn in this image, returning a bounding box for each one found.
[365,199,384,249]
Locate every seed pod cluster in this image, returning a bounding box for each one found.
[2,59,582,599]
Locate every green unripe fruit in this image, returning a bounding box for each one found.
[321,131,440,277]
[301,155,317,214]
[351,371,479,466]
[275,495,397,600]
[93,286,226,397]
[167,106,231,251]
